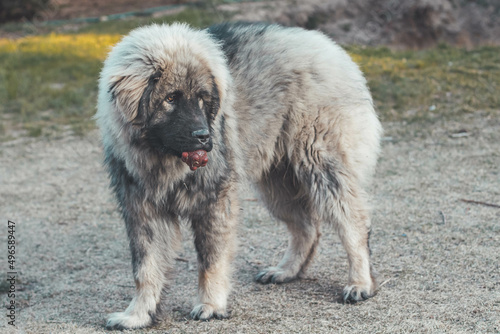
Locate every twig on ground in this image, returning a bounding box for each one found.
[450,130,470,138]
[378,278,393,288]
[460,199,500,209]
[438,210,446,225]
[301,277,318,281]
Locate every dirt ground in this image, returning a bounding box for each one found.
[1,112,499,333]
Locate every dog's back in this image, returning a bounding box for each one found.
[209,23,382,185]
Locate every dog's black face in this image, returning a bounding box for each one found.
[134,68,220,157]
[146,92,213,156]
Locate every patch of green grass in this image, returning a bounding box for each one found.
[347,44,500,122]
[77,5,232,35]
[0,6,499,141]
[0,34,120,140]
[0,2,231,37]
[0,5,235,140]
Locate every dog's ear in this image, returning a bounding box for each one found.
[207,76,221,120]
[108,70,162,125]
[136,71,163,126]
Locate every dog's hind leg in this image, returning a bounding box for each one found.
[297,159,377,303]
[255,159,322,284]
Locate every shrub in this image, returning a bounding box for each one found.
[0,0,51,23]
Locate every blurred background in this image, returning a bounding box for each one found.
[1,3,499,333]
[0,0,499,140]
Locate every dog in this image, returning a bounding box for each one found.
[96,22,382,329]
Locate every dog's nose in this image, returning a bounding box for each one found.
[191,129,210,144]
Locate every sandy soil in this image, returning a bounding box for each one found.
[1,112,499,333]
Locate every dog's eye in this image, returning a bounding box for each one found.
[165,95,175,104]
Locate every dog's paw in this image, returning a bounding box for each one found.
[106,311,152,330]
[342,284,374,303]
[190,303,227,321]
[255,267,299,284]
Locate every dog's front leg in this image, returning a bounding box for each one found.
[190,191,238,320]
[107,199,180,330]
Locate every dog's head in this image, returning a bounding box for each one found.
[98,23,231,158]
[132,59,221,156]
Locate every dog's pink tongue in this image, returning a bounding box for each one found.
[181,150,208,171]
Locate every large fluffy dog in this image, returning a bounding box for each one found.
[96,22,382,329]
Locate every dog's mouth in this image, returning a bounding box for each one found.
[181,150,208,171]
